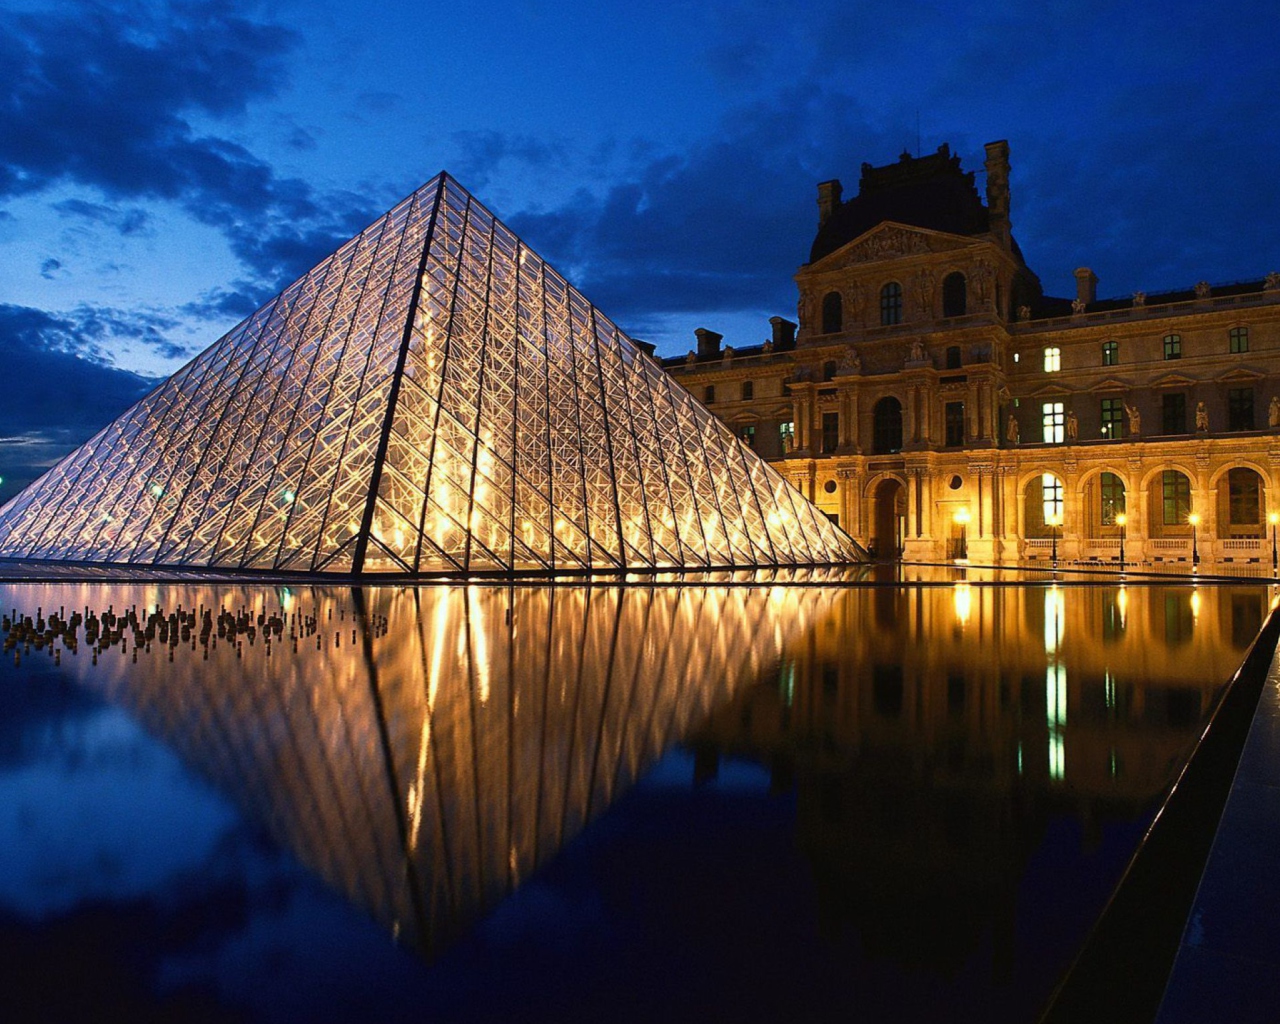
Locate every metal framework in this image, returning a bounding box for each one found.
[0,175,861,576]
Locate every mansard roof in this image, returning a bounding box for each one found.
[809,145,991,264]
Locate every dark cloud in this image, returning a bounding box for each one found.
[53,198,152,237]
[0,0,383,294]
[38,258,61,279]
[449,130,571,192]
[0,303,159,502]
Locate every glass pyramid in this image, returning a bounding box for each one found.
[0,175,862,576]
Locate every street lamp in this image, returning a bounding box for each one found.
[1115,511,1127,569]
[1047,510,1062,570]
[1188,512,1200,569]
[1270,511,1278,576]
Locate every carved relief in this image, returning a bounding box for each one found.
[914,268,935,316]
[972,259,994,305]
[841,227,933,264]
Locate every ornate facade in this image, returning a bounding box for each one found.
[664,141,1280,569]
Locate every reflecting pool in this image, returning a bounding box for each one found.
[0,579,1268,1022]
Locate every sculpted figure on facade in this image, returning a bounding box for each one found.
[1195,281,1212,299]
[838,349,862,375]
[915,269,935,316]
[1125,401,1141,436]
[1017,304,1032,321]
[1133,291,1146,307]
[1266,271,1280,292]
[908,339,927,364]
[1066,409,1078,441]
[1195,401,1209,431]
[1072,297,1087,315]
[1005,413,1020,444]
[973,259,994,305]
[1271,395,1280,429]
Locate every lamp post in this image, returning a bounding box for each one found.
[1270,511,1278,577]
[1188,512,1200,570]
[1115,511,1127,569]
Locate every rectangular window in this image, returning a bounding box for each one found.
[821,412,839,453]
[704,385,715,403]
[1228,387,1254,431]
[1042,401,1065,444]
[1230,326,1249,354]
[1162,393,1186,434]
[1042,473,1063,526]
[779,421,795,453]
[1102,340,1118,366]
[1044,347,1061,372]
[739,425,756,448]
[741,380,754,401]
[1161,471,1190,525]
[1100,397,1124,439]
[945,402,965,447]
[1229,470,1261,526]
[1163,334,1182,359]
[1100,472,1125,525]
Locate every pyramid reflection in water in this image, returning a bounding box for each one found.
[16,582,828,957]
[0,175,860,576]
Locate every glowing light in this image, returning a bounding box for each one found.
[1115,512,1127,527]
[953,507,971,525]
[1191,590,1201,618]
[953,581,972,625]
[1187,512,1200,527]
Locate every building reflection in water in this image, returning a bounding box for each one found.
[0,578,1266,1011]
[688,581,1266,992]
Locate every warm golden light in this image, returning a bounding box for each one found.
[1270,512,1278,526]
[953,507,971,525]
[1115,512,1127,527]
[1188,513,1200,527]
[952,581,972,625]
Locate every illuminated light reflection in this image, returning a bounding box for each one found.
[952,582,972,625]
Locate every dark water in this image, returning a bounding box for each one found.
[0,580,1266,1022]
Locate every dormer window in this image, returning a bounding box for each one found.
[880,282,903,326]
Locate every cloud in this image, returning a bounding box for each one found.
[0,1,383,295]
[52,198,152,237]
[448,130,572,192]
[0,303,160,501]
[38,258,61,280]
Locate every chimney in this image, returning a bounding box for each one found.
[983,140,1011,249]
[1074,267,1098,306]
[694,328,723,360]
[817,180,843,228]
[769,316,797,351]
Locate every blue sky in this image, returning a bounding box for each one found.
[1,0,1278,499]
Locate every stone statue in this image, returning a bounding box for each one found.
[1006,413,1020,444]
[909,339,926,362]
[1017,304,1032,321]
[1266,271,1280,292]
[1270,395,1280,429]
[838,349,862,374]
[1125,401,1141,436]
[1195,401,1209,431]
[1132,291,1146,307]
[1066,409,1078,441]
[762,338,774,353]
[1195,281,1211,299]
[685,350,696,365]
[1072,297,1087,315]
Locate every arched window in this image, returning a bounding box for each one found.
[942,272,967,317]
[822,291,843,333]
[1100,472,1126,525]
[880,282,903,326]
[1023,474,1065,537]
[872,397,903,454]
[1226,467,1263,534]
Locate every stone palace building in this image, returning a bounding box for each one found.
[662,141,1280,568]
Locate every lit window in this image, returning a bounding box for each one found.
[1042,401,1065,443]
[880,282,903,326]
[1228,468,1262,527]
[1163,334,1182,359]
[779,421,795,453]
[1044,347,1061,372]
[1100,397,1124,438]
[1161,471,1190,525]
[1100,472,1125,525]
[739,425,756,448]
[1102,340,1118,366]
[1230,326,1249,353]
[1042,473,1064,525]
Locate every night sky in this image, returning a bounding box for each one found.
[1,0,1278,501]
